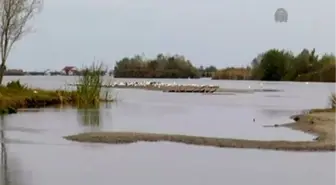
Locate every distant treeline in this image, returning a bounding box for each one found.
[5,49,335,82]
[198,65,217,78]
[4,71,109,76]
[4,71,63,76]
[113,49,335,82]
[251,48,335,82]
[113,54,200,78]
[212,67,251,80]
[112,52,253,79]
[213,49,335,82]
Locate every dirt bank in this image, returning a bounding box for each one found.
[64,110,335,152]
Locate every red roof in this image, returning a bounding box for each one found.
[62,66,76,71]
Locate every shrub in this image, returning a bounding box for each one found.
[6,80,28,90]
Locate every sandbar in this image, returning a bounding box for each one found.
[64,110,335,152]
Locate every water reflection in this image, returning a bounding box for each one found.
[18,106,65,113]
[104,102,113,109]
[0,115,27,185]
[77,108,102,131]
[0,115,7,184]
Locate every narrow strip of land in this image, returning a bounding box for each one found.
[64,110,335,152]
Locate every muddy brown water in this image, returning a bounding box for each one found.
[0,76,335,185]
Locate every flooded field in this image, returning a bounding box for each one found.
[0,76,335,185]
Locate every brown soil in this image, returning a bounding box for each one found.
[64,110,335,152]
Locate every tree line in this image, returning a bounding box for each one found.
[213,49,335,82]
[248,48,335,82]
[113,49,335,82]
[113,54,200,78]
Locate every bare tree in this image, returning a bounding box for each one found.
[0,0,42,84]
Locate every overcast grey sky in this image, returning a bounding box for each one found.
[7,0,335,70]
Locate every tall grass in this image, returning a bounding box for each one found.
[76,62,105,107]
[5,80,28,90]
[329,93,336,109]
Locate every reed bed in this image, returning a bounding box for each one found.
[75,62,113,107]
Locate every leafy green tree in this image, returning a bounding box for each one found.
[198,65,217,77]
[249,48,335,82]
[113,53,200,78]
[251,49,293,81]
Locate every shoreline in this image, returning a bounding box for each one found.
[64,110,335,152]
[0,87,77,114]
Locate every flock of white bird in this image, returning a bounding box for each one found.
[111,81,310,89]
[111,81,218,88]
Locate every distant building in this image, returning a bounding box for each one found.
[61,66,78,75]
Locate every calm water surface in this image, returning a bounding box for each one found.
[0,76,335,185]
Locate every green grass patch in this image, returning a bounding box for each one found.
[0,80,77,114]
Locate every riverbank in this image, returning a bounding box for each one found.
[64,109,335,151]
[0,86,76,114]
